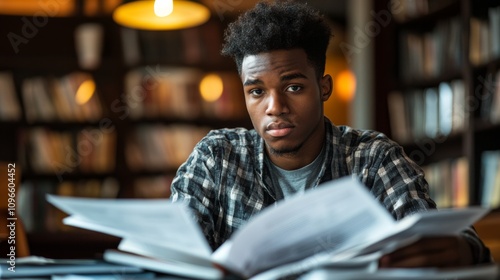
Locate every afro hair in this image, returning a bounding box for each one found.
[221,0,332,78]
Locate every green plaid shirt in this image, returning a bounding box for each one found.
[171,118,490,263]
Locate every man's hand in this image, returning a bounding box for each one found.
[378,236,474,268]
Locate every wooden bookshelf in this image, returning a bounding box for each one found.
[376,0,500,208]
[375,0,500,255]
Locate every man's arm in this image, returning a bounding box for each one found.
[170,142,219,250]
[378,236,474,267]
[368,144,492,267]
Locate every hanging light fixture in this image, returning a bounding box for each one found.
[113,0,211,30]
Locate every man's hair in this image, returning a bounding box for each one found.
[221,0,332,79]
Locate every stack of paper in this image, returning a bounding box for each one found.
[47,177,491,280]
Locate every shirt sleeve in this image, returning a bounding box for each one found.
[170,140,220,250]
[368,143,492,264]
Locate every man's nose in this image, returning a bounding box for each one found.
[265,91,289,116]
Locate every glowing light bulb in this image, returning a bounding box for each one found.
[154,0,173,17]
[335,70,356,102]
[200,73,223,102]
[75,79,96,105]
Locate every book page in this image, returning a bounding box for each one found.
[118,238,214,266]
[354,206,490,256]
[47,195,212,259]
[213,176,397,277]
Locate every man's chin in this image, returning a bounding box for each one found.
[267,144,301,157]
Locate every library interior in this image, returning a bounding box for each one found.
[0,0,499,278]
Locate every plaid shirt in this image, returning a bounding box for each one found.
[171,118,490,263]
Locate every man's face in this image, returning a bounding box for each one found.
[241,49,332,161]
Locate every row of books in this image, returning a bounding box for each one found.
[124,67,247,120]
[398,17,463,81]
[0,72,22,121]
[390,0,456,23]
[480,150,500,208]
[422,157,469,209]
[21,72,103,123]
[479,68,500,123]
[19,128,116,174]
[470,6,500,66]
[18,178,119,232]
[388,80,465,144]
[126,124,210,171]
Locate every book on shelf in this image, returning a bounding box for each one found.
[480,150,500,209]
[120,28,141,66]
[480,69,500,123]
[0,72,22,121]
[126,124,210,171]
[125,67,246,121]
[438,82,453,136]
[387,91,411,144]
[390,0,429,23]
[470,6,500,66]
[47,176,489,280]
[387,80,464,144]
[390,0,457,23]
[490,6,500,60]
[22,77,58,122]
[398,17,462,81]
[20,128,116,174]
[450,79,466,133]
[424,87,439,139]
[421,157,469,208]
[21,72,103,123]
[125,67,203,120]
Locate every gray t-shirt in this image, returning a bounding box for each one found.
[266,147,326,199]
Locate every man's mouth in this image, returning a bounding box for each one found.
[266,122,294,137]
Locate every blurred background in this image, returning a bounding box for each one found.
[0,0,499,260]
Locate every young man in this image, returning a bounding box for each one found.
[171,1,491,268]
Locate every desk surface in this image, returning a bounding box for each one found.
[1,259,499,280]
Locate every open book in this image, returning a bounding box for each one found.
[47,176,489,280]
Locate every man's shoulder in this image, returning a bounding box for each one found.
[333,125,399,152]
[201,127,260,148]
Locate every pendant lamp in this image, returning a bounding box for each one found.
[113,0,211,30]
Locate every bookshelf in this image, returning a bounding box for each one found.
[0,8,250,257]
[374,0,500,256]
[375,0,500,209]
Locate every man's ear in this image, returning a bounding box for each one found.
[320,74,333,101]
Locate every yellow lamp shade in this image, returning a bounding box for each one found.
[113,0,211,30]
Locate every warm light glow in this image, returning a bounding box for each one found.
[335,70,356,102]
[113,0,210,30]
[0,0,74,16]
[200,74,223,102]
[75,79,96,105]
[154,0,173,17]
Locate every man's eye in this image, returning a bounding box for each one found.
[249,89,263,96]
[287,85,302,92]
